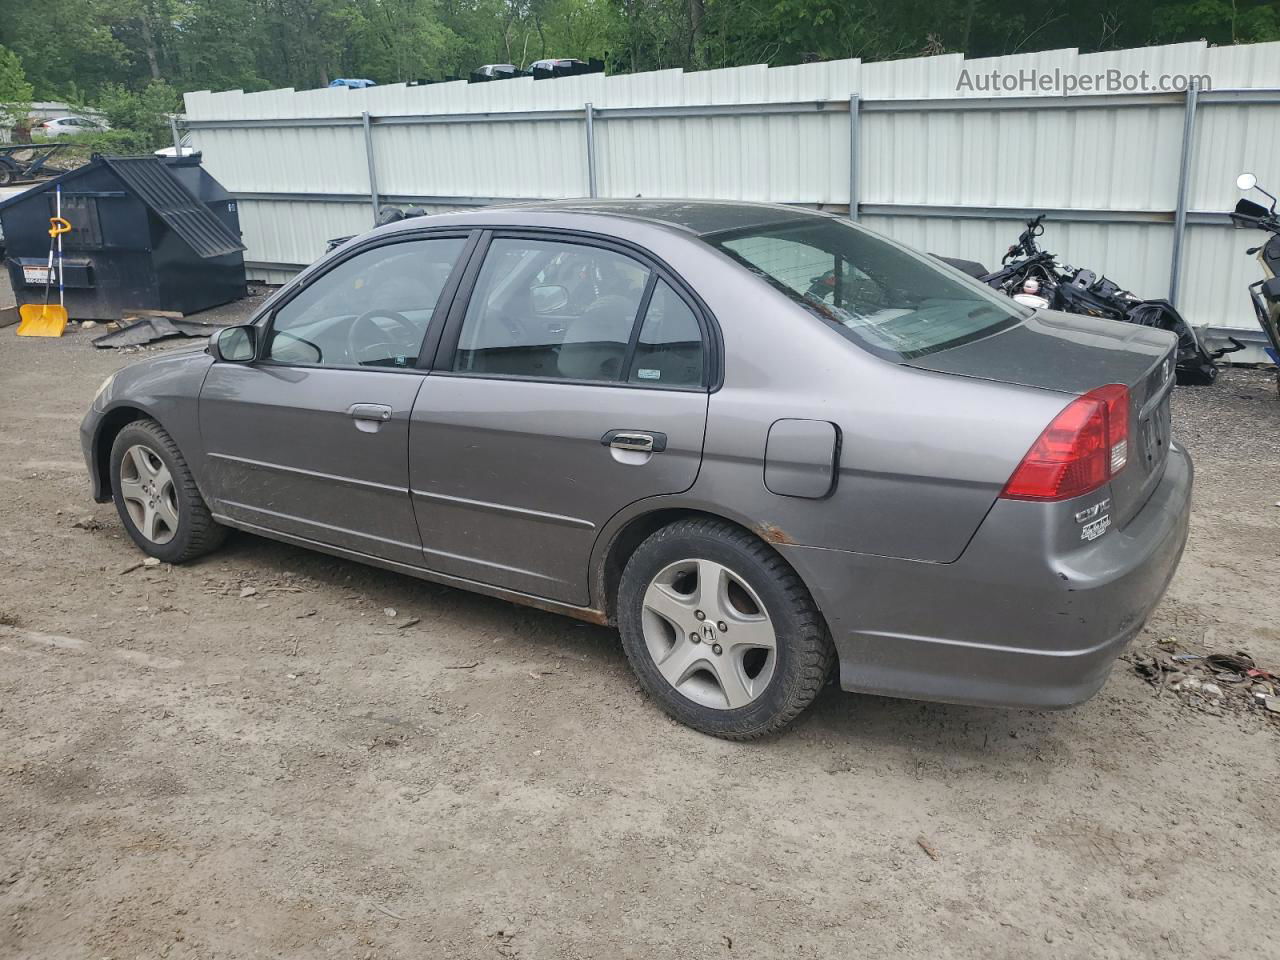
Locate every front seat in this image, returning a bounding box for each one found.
[556,295,638,381]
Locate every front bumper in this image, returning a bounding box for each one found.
[780,444,1193,710]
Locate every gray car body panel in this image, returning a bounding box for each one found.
[199,364,428,567]
[905,309,1173,393]
[409,375,709,605]
[82,344,215,503]
[80,200,1191,712]
[781,443,1192,708]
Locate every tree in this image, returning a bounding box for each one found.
[0,44,33,131]
[0,0,132,98]
[95,79,181,146]
[349,0,465,81]
[0,0,1276,109]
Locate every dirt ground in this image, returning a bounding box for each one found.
[1,304,1278,959]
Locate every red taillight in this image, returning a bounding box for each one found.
[1000,384,1131,502]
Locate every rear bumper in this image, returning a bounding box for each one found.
[780,443,1192,710]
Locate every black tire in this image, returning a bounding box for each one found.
[0,160,15,187]
[109,419,226,563]
[617,518,834,740]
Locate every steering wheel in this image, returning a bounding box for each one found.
[346,309,417,365]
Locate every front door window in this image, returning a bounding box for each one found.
[267,237,466,368]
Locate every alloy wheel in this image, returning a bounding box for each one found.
[118,444,180,545]
[640,558,777,710]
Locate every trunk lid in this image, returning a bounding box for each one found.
[906,310,1178,526]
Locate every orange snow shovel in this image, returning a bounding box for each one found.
[17,188,72,337]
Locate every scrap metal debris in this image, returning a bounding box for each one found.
[1128,642,1278,719]
[92,310,224,349]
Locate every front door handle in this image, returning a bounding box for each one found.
[601,429,667,453]
[349,403,393,433]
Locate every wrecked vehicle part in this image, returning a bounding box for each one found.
[1230,174,1280,386]
[92,315,225,349]
[958,215,1244,385]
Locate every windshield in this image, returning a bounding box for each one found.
[705,218,1026,360]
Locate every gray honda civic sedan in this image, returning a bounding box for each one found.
[81,200,1191,739]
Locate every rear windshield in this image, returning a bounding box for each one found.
[705,218,1025,360]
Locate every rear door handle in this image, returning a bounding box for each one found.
[350,403,392,421]
[601,430,667,453]
[349,403,393,433]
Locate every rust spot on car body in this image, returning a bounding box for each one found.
[567,606,610,626]
[512,591,610,626]
[757,522,796,545]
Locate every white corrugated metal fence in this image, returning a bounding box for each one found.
[183,40,1280,347]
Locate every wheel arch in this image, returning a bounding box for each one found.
[93,405,157,501]
[592,503,819,626]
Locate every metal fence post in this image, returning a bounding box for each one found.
[584,102,598,198]
[848,94,861,221]
[1169,79,1199,305]
[169,115,182,156]
[362,111,380,220]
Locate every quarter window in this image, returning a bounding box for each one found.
[627,280,703,387]
[267,237,465,368]
[453,238,651,382]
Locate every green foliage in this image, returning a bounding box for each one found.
[93,80,181,150]
[0,0,132,99]
[0,44,34,129]
[1154,0,1280,44]
[51,128,165,167]
[0,0,1275,114]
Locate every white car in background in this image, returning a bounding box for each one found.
[35,116,108,138]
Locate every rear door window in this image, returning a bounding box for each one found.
[453,237,651,382]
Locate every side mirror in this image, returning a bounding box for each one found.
[531,283,570,314]
[210,324,257,362]
[1237,172,1258,191]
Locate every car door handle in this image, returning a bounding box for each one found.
[350,403,392,421]
[601,430,667,453]
[349,403,393,433]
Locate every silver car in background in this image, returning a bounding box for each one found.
[81,201,1191,739]
[35,115,108,137]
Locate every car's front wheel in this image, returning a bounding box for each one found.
[617,518,833,740]
[109,419,226,563]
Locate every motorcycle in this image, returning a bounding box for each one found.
[1229,172,1280,382]
[954,215,1244,385]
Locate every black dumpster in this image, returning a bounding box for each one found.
[0,154,246,320]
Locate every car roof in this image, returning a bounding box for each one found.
[480,199,827,237]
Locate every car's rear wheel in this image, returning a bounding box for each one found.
[109,419,226,563]
[617,518,833,740]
